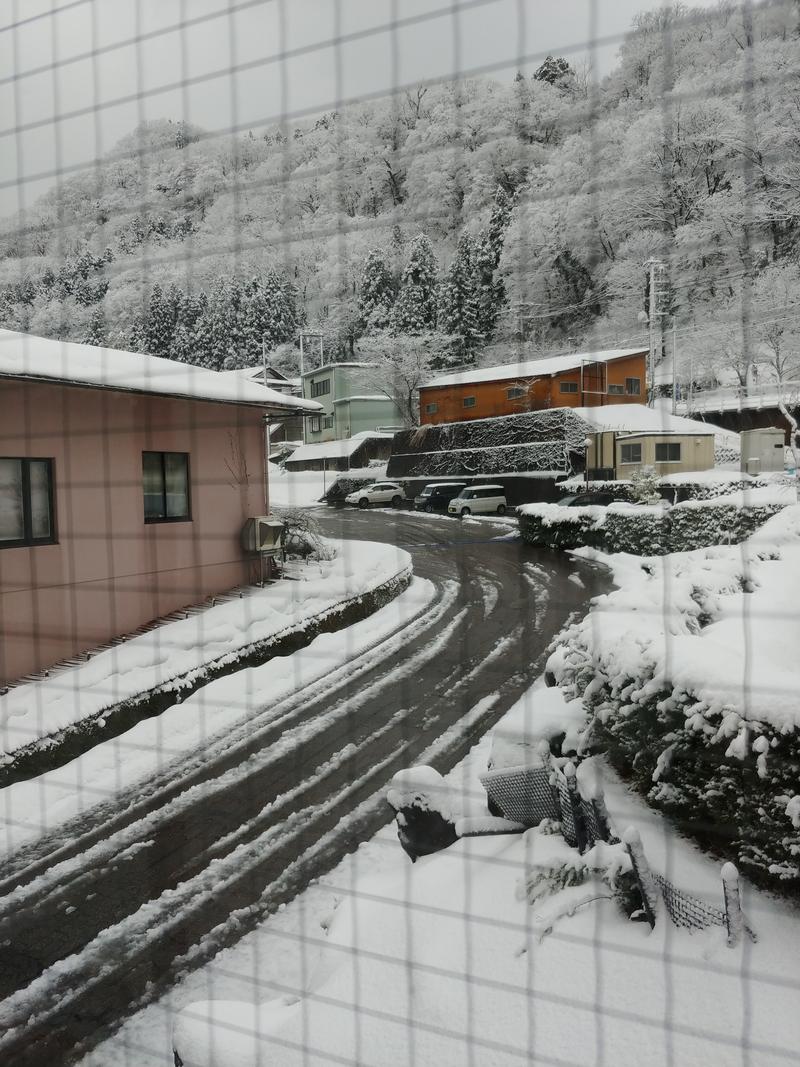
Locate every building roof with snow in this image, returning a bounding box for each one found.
[285,433,391,464]
[0,330,320,413]
[424,348,648,389]
[573,404,718,436]
[300,361,377,378]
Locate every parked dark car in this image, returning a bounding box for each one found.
[557,491,616,507]
[414,482,467,512]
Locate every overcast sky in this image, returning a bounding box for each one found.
[0,0,668,219]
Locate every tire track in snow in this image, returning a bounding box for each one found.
[0,578,456,902]
[0,601,469,964]
[0,511,609,1064]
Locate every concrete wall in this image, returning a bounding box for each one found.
[419,352,648,425]
[0,379,266,684]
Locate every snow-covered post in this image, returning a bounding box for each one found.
[623,827,659,928]
[592,792,616,844]
[387,767,458,863]
[564,761,589,854]
[777,395,800,502]
[721,862,744,947]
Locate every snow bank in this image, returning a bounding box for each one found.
[0,540,411,758]
[0,578,435,858]
[267,464,389,508]
[549,503,800,886]
[489,682,587,767]
[165,749,800,1067]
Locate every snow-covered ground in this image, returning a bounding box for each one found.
[268,463,389,508]
[81,681,800,1067]
[67,509,800,1067]
[0,578,435,859]
[0,539,410,760]
[562,504,800,734]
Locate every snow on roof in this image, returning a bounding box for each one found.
[300,361,377,377]
[287,438,366,462]
[333,394,394,403]
[0,330,320,412]
[423,348,647,389]
[574,404,720,437]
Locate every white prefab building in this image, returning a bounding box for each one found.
[579,405,737,478]
[739,427,786,475]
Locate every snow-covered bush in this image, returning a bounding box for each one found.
[273,508,335,560]
[544,506,800,893]
[669,500,786,550]
[629,465,660,505]
[517,505,605,550]
[519,490,789,556]
[602,505,670,555]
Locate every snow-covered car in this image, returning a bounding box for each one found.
[344,481,405,509]
[414,482,467,512]
[557,491,615,507]
[448,484,507,517]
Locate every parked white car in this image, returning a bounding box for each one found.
[345,481,405,509]
[448,484,507,517]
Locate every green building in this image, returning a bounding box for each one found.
[301,362,405,444]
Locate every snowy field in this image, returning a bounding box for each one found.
[81,681,800,1067]
[0,539,410,760]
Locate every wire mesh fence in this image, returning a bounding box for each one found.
[0,0,799,1065]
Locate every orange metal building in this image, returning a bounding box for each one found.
[419,348,648,425]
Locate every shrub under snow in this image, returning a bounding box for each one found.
[519,485,794,556]
[544,505,800,893]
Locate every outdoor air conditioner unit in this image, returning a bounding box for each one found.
[241,515,286,556]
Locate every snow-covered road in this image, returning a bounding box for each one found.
[0,511,606,1065]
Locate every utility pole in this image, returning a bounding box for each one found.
[671,322,677,415]
[644,258,667,407]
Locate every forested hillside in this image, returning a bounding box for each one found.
[0,1,798,387]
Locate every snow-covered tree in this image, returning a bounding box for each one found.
[437,233,482,357]
[392,234,438,335]
[358,331,452,425]
[533,55,574,85]
[358,249,396,332]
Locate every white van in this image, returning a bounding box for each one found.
[448,484,507,517]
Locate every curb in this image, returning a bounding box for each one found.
[0,564,412,791]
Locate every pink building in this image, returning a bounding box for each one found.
[0,331,317,685]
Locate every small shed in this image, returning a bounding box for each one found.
[284,432,394,472]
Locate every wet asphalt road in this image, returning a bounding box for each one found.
[0,508,608,1066]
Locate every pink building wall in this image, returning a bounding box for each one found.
[0,379,267,684]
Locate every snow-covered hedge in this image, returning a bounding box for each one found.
[519,488,792,556]
[544,505,800,893]
[602,506,671,555]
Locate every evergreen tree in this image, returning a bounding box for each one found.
[143,284,175,358]
[83,306,107,347]
[533,55,574,84]
[358,249,396,332]
[472,186,513,342]
[437,232,482,357]
[391,234,438,335]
